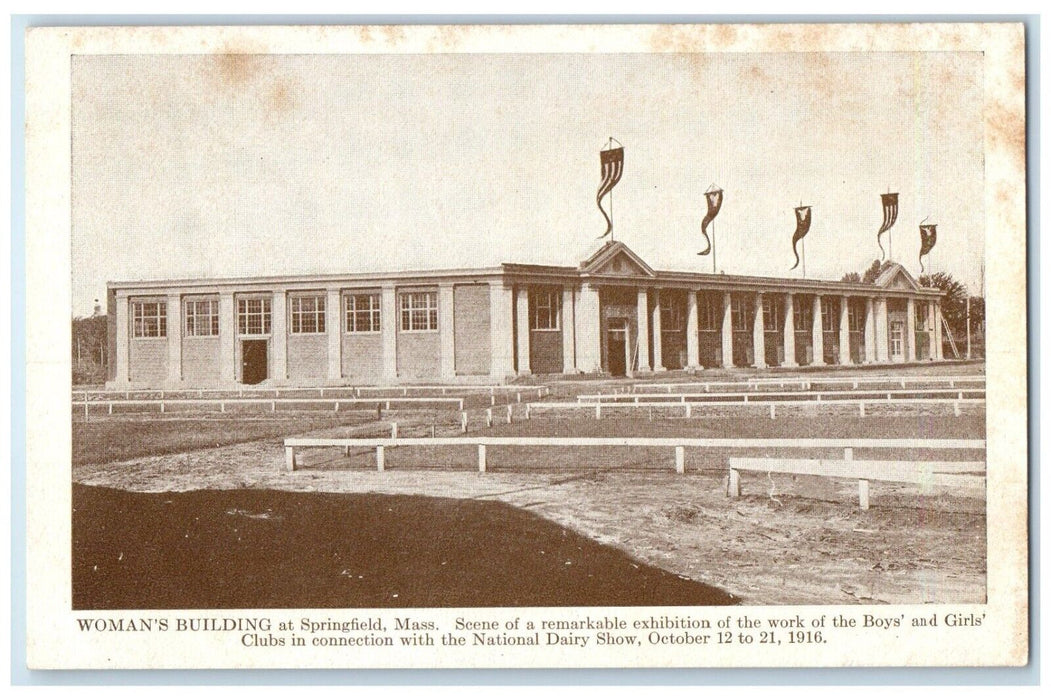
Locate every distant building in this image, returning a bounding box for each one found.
[106,241,945,388]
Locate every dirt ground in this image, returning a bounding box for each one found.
[73,410,986,606]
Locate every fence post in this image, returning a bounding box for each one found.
[675,446,685,475]
[491,395,496,406]
[685,403,692,419]
[516,391,521,403]
[595,404,601,420]
[507,404,513,423]
[858,479,870,510]
[525,404,531,420]
[391,422,398,439]
[285,445,296,472]
[770,404,776,419]
[334,401,339,412]
[376,445,385,472]
[477,443,487,473]
[486,408,493,428]
[953,401,961,417]
[859,401,866,417]
[728,468,741,498]
[461,411,468,433]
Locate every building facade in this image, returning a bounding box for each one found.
[105,242,946,388]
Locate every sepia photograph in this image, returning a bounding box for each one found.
[24,22,1027,669]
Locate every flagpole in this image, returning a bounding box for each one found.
[712,220,717,274]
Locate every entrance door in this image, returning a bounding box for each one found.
[241,339,268,384]
[607,324,628,377]
[889,321,905,362]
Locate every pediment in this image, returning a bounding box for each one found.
[875,262,921,291]
[580,241,655,277]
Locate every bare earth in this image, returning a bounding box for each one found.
[73,411,985,606]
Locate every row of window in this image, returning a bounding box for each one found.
[130,292,441,339]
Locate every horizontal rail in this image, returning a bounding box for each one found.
[284,435,985,478]
[577,389,984,403]
[631,375,985,393]
[729,455,986,510]
[285,436,985,449]
[71,385,547,401]
[74,396,464,412]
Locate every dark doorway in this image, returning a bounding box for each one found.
[241,340,268,385]
[607,326,627,377]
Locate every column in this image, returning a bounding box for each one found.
[875,297,890,362]
[685,290,700,370]
[325,288,341,381]
[651,289,665,372]
[218,291,236,383]
[381,284,398,382]
[489,281,515,379]
[752,292,766,369]
[927,301,938,361]
[906,297,917,362]
[438,284,456,380]
[934,301,945,360]
[114,292,129,383]
[166,293,182,384]
[561,286,577,374]
[839,295,852,365]
[515,287,531,375]
[811,295,825,366]
[575,283,602,373]
[636,288,651,372]
[272,290,288,382]
[721,292,733,368]
[863,297,876,364]
[782,292,797,367]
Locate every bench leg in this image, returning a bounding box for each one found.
[728,468,741,498]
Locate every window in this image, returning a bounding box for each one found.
[290,294,326,334]
[530,289,560,331]
[660,302,683,332]
[848,303,864,332]
[400,291,438,332]
[184,299,219,337]
[237,297,272,335]
[821,299,836,331]
[731,297,752,331]
[915,302,929,330]
[132,301,166,338]
[793,298,812,330]
[345,293,380,333]
[698,295,719,331]
[762,296,783,331]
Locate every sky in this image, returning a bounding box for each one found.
[71,51,985,316]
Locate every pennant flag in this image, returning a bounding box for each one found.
[919,223,937,272]
[697,187,723,256]
[596,146,624,238]
[790,205,812,270]
[877,192,899,259]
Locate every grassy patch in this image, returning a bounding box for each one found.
[72,484,736,609]
[72,415,378,466]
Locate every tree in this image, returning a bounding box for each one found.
[841,259,894,284]
[72,314,108,385]
[918,271,984,340]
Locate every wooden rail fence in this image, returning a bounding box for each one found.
[282,435,984,510]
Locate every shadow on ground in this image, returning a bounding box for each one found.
[72,484,736,609]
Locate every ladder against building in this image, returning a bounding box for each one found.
[942,317,961,359]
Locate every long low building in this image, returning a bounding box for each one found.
[105,241,946,388]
